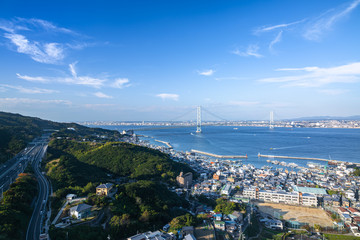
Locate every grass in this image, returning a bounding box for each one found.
[324,234,360,240]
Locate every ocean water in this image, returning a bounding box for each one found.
[97,125,360,169]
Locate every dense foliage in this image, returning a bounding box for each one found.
[0,173,38,240]
[0,111,121,164]
[169,214,195,233]
[45,154,109,190]
[109,180,189,239]
[214,198,245,215]
[48,140,195,182]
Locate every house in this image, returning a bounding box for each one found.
[228,211,243,223]
[214,213,222,221]
[181,226,194,236]
[184,234,196,240]
[127,231,174,240]
[69,203,92,219]
[214,221,225,231]
[265,219,283,230]
[96,183,114,196]
[66,194,77,202]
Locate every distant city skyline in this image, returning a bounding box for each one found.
[0,0,360,122]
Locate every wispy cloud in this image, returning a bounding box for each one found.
[0,18,84,64]
[269,31,283,51]
[0,97,71,106]
[197,69,215,76]
[255,19,305,34]
[303,0,360,40]
[232,44,263,58]
[259,62,360,87]
[112,78,131,88]
[94,92,113,99]
[16,18,77,35]
[17,62,130,89]
[0,84,58,94]
[3,33,64,64]
[16,73,48,83]
[156,93,179,101]
[318,89,349,95]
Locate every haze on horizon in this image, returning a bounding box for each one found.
[0,0,360,122]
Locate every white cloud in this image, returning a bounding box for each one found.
[84,103,116,109]
[94,92,113,99]
[4,33,64,64]
[0,18,84,64]
[16,73,48,83]
[156,93,179,101]
[269,31,283,51]
[259,62,360,87]
[0,84,58,94]
[303,0,360,41]
[59,62,105,88]
[17,62,129,89]
[198,69,215,76]
[232,44,263,58]
[112,78,131,88]
[18,18,76,35]
[229,101,260,106]
[255,19,305,34]
[0,98,71,106]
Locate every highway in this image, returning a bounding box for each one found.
[26,137,50,240]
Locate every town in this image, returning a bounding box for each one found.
[117,130,360,239]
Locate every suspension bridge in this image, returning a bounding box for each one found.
[129,106,276,132]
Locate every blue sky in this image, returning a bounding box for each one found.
[0,0,360,121]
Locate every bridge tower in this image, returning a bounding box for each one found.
[269,111,274,129]
[196,106,202,133]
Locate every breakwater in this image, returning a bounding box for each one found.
[257,153,360,166]
[191,149,248,159]
[155,139,172,148]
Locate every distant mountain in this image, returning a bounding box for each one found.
[287,115,360,121]
[0,111,120,164]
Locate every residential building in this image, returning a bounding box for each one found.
[69,203,92,219]
[96,183,114,196]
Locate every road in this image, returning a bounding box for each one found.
[26,141,50,240]
[0,140,44,198]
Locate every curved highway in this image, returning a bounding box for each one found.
[26,141,50,240]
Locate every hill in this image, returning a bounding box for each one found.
[47,139,195,183]
[0,111,121,164]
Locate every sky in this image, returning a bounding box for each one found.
[0,0,360,122]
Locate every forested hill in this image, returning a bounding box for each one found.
[0,111,121,164]
[47,140,196,183]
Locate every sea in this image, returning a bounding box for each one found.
[96,125,360,169]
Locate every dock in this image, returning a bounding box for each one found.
[191,149,248,159]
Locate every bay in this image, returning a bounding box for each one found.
[96,125,360,169]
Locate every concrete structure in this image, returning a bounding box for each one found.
[243,188,317,207]
[96,183,114,196]
[176,172,193,188]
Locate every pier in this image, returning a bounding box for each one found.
[155,140,172,148]
[257,153,360,166]
[191,149,248,159]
